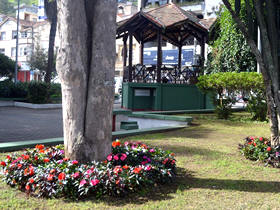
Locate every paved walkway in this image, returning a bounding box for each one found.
[0,107,63,143]
[0,102,122,143]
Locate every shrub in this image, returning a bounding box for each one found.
[197,72,266,120]
[0,80,28,98]
[27,82,49,104]
[0,140,176,199]
[239,136,280,167]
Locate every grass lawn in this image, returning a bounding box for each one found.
[1,112,280,209]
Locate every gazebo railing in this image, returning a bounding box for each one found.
[124,64,201,84]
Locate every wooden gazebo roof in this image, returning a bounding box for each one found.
[117,3,214,46]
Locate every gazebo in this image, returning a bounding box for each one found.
[117,3,215,111]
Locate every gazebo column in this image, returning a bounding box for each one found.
[140,39,144,65]
[157,29,162,83]
[178,45,182,70]
[128,32,133,82]
[200,36,205,67]
[122,34,128,77]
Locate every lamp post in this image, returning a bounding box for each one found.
[14,0,20,83]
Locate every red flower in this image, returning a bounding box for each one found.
[72,160,78,165]
[115,180,120,185]
[113,166,123,174]
[58,172,66,180]
[29,167,34,176]
[0,161,6,167]
[133,167,142,174]
[43,158,50,163]
[34,156,38,161]
[254,143,257,146]
[25,184,30,191]
[47,174,54,181]
[50,169,56,174]
[6,155,11,160]
[23,155,30,160]
[63,158,69,161]
[29,178,35,184]
[36,144,44,150]
[112,140,121,148]
[17,164,22,169]
[123,165,129,170]
[267,147,272,152]
[91,179,100,186]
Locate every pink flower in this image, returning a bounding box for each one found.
[80,179,87,186]
[120,154,127,161]
[259,137,263,141]
[90,179,100,186]
[86,169,93,175]
[72,172,80,178]
[107,154,113,161]
[149,149,155,153]
[114,155,119,161]
[145,165,152,171]
[72,160,78,165]
[141,161,148,165]
[124,141,129,146]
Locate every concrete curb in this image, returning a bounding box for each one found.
[14,102,62,109]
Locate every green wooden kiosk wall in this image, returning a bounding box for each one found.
[122,83,214,111]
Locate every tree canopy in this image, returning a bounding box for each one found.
[205,1,257,73]
[0,53,17,79]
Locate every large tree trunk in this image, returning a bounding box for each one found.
[56,0,116,162]
[44,0,57,84]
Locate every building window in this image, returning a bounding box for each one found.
[23,47,29,56]
[21,31,28,38]
[0,32,6,40]
[0,48,5,54]
[20,47,24,56]
[12,30,17,39]
[11,47,16,57]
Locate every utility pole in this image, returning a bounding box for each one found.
[14,0,20,83]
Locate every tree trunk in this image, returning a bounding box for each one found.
[56,0,116,162]
[44,0,57,84]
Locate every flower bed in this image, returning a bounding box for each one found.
[239,136,280,167]
[0,140,176,199]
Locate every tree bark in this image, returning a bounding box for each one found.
[56,0,116,162]
[44,0,57,84]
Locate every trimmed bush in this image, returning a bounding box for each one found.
[27,82,49,104]
[0,80,28,98]
[0,140,176,199]
[197,72,266,120]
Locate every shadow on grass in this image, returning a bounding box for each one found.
[64,166,280,206]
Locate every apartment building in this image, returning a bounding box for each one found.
[0,4,57,82]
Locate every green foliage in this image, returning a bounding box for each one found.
[247,94,267,121]
[197,72,266,119]
[28,46,48,74]
[0,0,14,15]
[205,1,256,73]
[0,80,28,98]
[26,82,49,104]
[0,53,17,79]
[0,141,176,199]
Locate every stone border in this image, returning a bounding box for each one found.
[14,102,62,109]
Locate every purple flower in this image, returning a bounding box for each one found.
[276,152,280,157]
[58,159,63,164]
[60,150,64,154]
